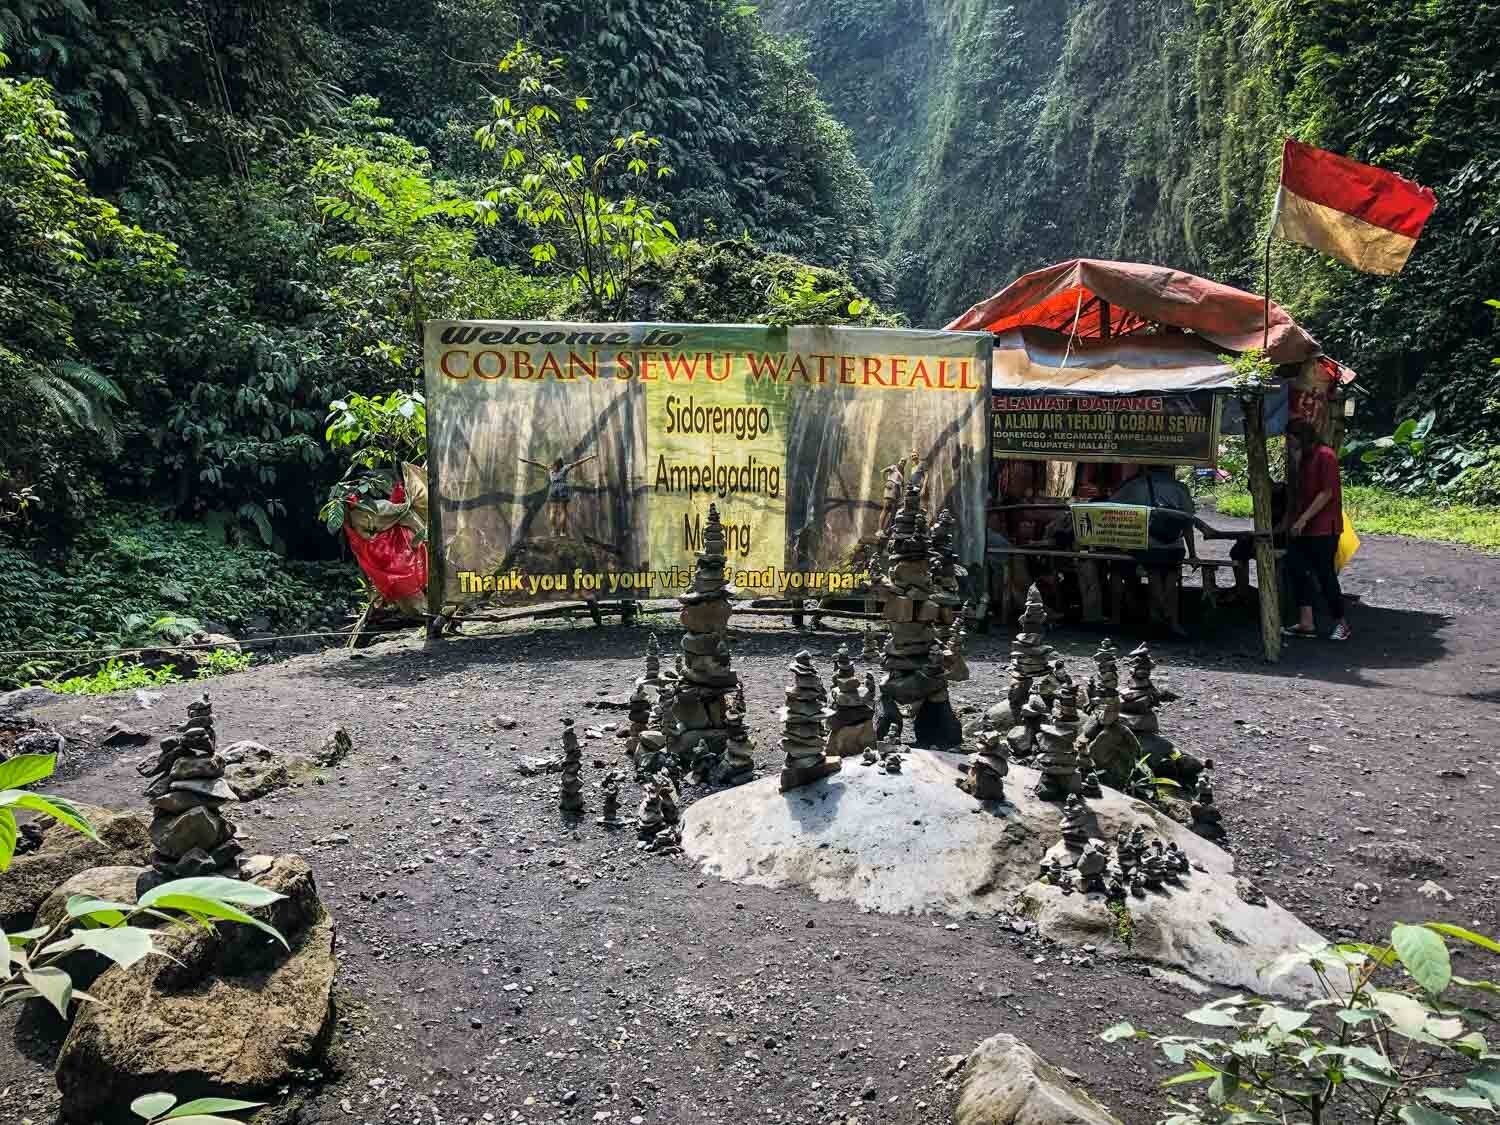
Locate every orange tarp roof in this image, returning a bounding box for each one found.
[944,258,1325,366]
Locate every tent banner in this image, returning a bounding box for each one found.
[425,321,991,605]
[991,390,1220,466]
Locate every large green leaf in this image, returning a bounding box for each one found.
[1466,1064,1500,1102]
[131,1093,177,1120]
[1421,1086,1492,1110]
[22,965,73,1018]
[1393,924,1452,994]
[1100,1022,1138,1042]
[162,1098,265,1119]
[65,895,135,926]
[0,808,16,873]
[1399,1106,1463,1125]
[1183,1004,1242,1028]
[1424,923,1500,956]
[0,792,98,842]
[0,752,57,790]
[72,926,156,968]
[137,893,286,948]
[138,877,284,909]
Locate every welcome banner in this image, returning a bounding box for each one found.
[424,321,991,605]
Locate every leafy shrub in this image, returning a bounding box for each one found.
[48,659,181,696]
[194,648,252,679]
[0,505,359,687]
[1103,921,1500,1124]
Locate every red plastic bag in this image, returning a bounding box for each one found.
[345,488,427,603]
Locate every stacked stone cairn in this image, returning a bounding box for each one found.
[779,650,841,790]
[1007,672,1055,760]
[671,504,740,774]
[1119,643,1202,785]
[1076,839,1109,893]
[622,680,652,762]
[862,627,880,663]
[1190,760,1225,838]
[642,633,662,686]
[1078,639,1141,788]
[558,719,585,813]
[717,685,755,786]
[1058,794,1096,848]
[959,726,1009,801]
[1006,584,1051,716]
[633,699,670,780]
[874,484,961,746]
[1035,679,1084,801]
[928,508,969,686]
[137,693,241,895]
[825,645,876,758]
[598,770,625,828]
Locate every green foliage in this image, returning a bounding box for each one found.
[619,239,901,327]
[1102,922,1500,1124]
[0,505,359,688]
[1222,350,1277,393]
[4,867,288,1019]
[474,42,679,320]
[0,752,96,872]
[194,648,252,678]
[48,658,181,697]
[324,391,428,475]
[775,0,1500,450]
[1218,485,1500,553]
[129,1092,263,1125]
[0,58,177,524]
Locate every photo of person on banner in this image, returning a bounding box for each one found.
[520,451,599,537]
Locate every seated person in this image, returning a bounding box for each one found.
[1228,482,1287,597]
[1092,464,1196,636]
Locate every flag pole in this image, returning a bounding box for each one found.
[1247,162,1283,662]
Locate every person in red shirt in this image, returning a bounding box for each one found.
[1282,419,1349,641]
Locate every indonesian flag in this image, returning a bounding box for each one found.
[1272,140,1437,275]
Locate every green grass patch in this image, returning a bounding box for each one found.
[47,648,255,695]
[1212,485,1500,553]
[1108,899,1135,947]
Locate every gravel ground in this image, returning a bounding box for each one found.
[4,528,1498,1125]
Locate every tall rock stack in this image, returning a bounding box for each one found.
[558,719,585,813]
[874,484,960,747]
[825,645,876,758]
[1079,639,1140,787]
[137,693,241,895]
[779,650,841,790]
[718,685,755,785]
[988,583,1051,735]
[862,627,880,663]
[672,504,740,770]
[1035,682,1084,801]
[642,633,662,687]
[623,681,652,762]
[928,508,969,684]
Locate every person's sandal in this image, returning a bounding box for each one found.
[1281,625,1317,638]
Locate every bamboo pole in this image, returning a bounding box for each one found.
[1244,391,1281,663]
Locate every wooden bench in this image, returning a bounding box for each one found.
[985,545,1279,628]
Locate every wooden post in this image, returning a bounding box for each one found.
[424,453,446,644]
[1243,390,1281,662]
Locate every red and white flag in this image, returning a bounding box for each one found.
[1272,139,1437,275]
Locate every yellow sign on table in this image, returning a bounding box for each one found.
[1071,503,1150,551]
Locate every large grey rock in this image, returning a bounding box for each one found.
[56,855,337,1122]
[0,686,59,714]
[35,865,145,930]
[682,751,1323,998]
[0,804,150,928]
[222,740,296,801]
[956,1034,1122,1125]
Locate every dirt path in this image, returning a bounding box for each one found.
[5,529,1498,1125]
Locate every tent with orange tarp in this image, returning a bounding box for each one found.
[944,257,1355,394]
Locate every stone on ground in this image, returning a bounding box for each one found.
[55,855,337,1122]
[0,803,150,928]
[956,1033,1122,1125]
[682,751,1323,997]
[35,865,145,930]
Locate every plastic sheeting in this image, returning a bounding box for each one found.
[946,258,1325,365]
[991,326,1237,393]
